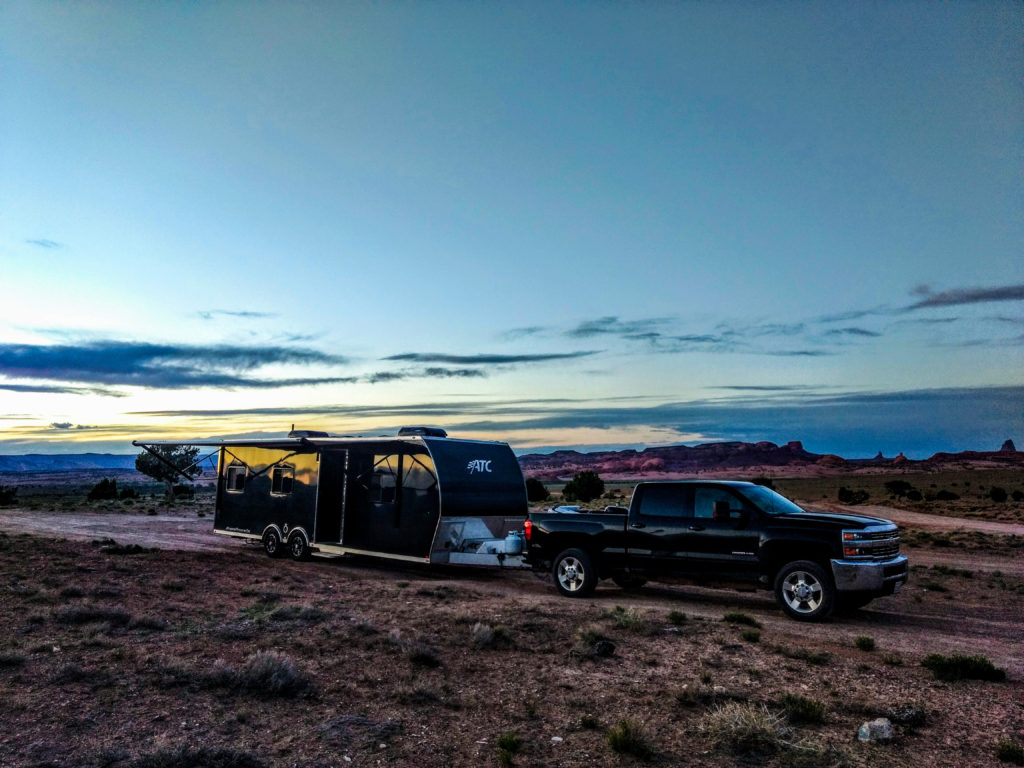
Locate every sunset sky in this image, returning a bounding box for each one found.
[1,2,1021,458]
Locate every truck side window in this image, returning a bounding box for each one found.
[636,485,693,518]
[225,464,247,493]
[694,487,742,519]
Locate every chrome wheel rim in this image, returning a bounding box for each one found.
[781,570,823,614]
[557,557,586,592]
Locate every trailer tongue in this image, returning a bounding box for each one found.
[133,427,529,569]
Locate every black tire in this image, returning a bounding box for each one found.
[774,560,835,621]
[287,531,310,561]
[612,574,648,591]
[835,591,875,613]
[262,529,285,559]
[552,548,598,597]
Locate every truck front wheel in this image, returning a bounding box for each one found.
[553,548,597,597]
[774,560,835,621]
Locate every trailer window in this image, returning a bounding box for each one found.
[271,465,294,495]
[225,464,247,492]
[402,453,436,491]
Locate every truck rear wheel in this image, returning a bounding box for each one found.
[774,560,834,621]
[553,548,597,597]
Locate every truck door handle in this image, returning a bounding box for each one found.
[630,522,646,529]
[689,525,705,531]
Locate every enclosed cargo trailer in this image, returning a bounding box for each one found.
[133,428,529,567]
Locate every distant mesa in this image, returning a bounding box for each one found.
[1001,439,1017,452]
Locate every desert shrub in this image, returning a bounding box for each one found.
[907,489,923,501]
[741,629,761,643]
[496,730,521,766]
[269,604,325,624]
[700,701,793,758]
[854,635,876,652]
[723,611,762,628]
[778,693,827,724]
[1012,490,1024,502]
[130,616,169,632]
[772,645,831,666]
[837,487,869,504]
[0,484,17,505]
[407,642,442,668]
[129,746,269,768]
[87,478,119,501]
[0,653,26,669]
[579,714,601,730]
[935,490,960,501]
[525,477,550,502]
[884,480,914,499]
[606,605,651,633]
[751,476,776,489]
[119,486,139,500]
[471,622,514,649]
[667,610,687,625]
[572,625,616,660]
[989,486,1008,503]
[606,718,654,760]
[995,739,1024,765]
[223,650,311,697]
[922,653,1006,682]
[52,663,112,687]
[562,471,605,503]
[54,605,131,627]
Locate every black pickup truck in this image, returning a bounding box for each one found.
[523,480,909,621]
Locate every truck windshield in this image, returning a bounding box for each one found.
[737,485,807,516]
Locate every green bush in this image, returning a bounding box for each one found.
[0,484,17,505]
[606,719,654,760]
[837,486,869,504]
[995,739,1024,765]
[854,636,876,652]
[921,653,1006,682]
[562,471,605,503]
[778,693,827,724]
[87,478,119,501]
[723,612,762,628]
[667,610,687,625]
[525,477,550,502]
[989,486,1008,503]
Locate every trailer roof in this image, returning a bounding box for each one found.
[131,435,509,450]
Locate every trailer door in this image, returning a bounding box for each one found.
[314,449,346,543]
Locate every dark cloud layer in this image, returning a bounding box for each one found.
[0,341,349,390]
[383,351,599,365]
[909,284,1024,309]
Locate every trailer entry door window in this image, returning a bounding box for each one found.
[369,455,398,503]
[271,465,294,495]
[226,464,247,492]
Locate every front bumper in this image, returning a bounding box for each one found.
[831,555,909,593]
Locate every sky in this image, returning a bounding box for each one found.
[0,1,1021,459]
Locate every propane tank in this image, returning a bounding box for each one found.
[504,530,524,555]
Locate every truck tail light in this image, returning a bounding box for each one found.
[523,519,532,542]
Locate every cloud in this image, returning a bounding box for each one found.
[383,351,600,365]
[49,423,94,431]
[197,310,278,320]
[0,341,350,390]
[499,326,549,341]
[0,382,126,397]
[909,284,1024,309]
[822,327,882,338]
[566,316,669,338]
[26,239,63,249]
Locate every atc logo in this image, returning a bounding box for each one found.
[466,459,493,474]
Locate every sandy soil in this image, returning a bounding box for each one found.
[1,502,1022,767]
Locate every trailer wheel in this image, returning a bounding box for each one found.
[552,548,597,597]
[262,529,285,559]
[774,560,835,621]
[287,531,310,561]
